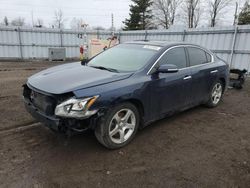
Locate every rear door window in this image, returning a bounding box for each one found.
[187,47,208,66]
[158,47,187,69]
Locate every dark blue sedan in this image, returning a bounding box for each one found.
[23,41,229,149]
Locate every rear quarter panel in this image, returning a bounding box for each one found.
[216,58,230,90]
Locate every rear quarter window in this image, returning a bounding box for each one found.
[206,52,212,62]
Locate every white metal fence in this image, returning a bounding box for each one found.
[0,25,250,71]
[0,26,113,60]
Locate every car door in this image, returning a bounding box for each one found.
[149,47,193,118]
[186,46,218,104]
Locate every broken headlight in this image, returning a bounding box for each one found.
[55,96,99,119]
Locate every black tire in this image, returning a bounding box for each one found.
[205,80,224,108]
[95,102,140,149]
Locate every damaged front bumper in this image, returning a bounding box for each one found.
[24,98,61,131]
[23,84,103,134]
[23,96,100,134]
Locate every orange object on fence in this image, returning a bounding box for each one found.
[80,46,84,61]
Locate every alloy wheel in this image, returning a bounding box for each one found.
[211,83,222,105]
[109,108,136,144]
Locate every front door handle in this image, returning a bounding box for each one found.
[210,70,218,74]
[183,75,192,80]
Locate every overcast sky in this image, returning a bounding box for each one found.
[0,0,246,29]
[0,0,131,29]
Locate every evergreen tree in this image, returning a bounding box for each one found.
[238,1,250,25]
[123,0,153,30]
[3,16,9,26]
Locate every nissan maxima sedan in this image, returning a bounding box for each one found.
[23,41,229,149]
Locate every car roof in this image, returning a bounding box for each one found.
[124,41,199,48]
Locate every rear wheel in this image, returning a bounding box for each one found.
[205,81,223,108]
[95,102,139,149]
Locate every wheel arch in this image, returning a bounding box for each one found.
[111,97,145,127]
[219,77,226,92]
[125,98,144,117]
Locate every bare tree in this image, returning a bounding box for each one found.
[35,18,44,28]
[154,0,181,29]
[11,17,25,27]
[193,5,201,28]
[92,26,106,30]
[70,18,84,29]
[3,16,9,26]
[209,0,232,27]
[182,0,200,28]
[54,9,65,29]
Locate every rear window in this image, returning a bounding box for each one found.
[187,47,207,66]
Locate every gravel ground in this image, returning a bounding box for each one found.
[0,61,250,188]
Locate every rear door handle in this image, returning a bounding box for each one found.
[210,70,218,74]
[183,75,192,80]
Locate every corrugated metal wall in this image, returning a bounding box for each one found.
[0,26,113,60]
[0,25,250,71]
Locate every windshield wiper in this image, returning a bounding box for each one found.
[89,65,119,73]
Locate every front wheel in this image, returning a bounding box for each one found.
[205,81,224,108]
[95,102,139,149]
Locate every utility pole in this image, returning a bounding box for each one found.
[233,1,239,25]
[31,11,34,27]
[81,22,88,59]
[111,13,114,36]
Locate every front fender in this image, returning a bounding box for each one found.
[73,76,152,124]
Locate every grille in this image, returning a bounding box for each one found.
[23,85,56,116]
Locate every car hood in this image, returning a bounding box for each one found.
[27,62,133,94]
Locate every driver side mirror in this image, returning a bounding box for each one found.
[157,64,178,73]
